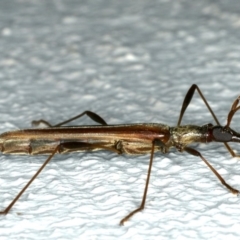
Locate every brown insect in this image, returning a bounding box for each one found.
[0,84,239,225]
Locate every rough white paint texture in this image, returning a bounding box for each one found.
[0,0,240,239]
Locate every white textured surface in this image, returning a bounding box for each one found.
[0,0,240,239]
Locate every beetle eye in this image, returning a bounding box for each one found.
[212,127,232,142]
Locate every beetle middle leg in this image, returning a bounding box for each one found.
[120,138,167,225]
